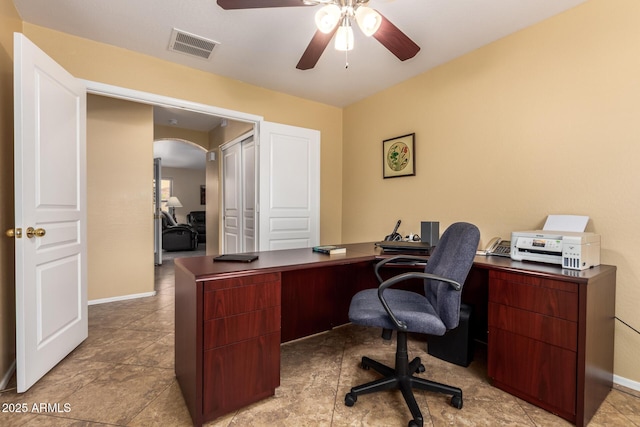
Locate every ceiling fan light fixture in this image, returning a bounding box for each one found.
[315,4,341,34]
[334,20,354,52]
[355,6,382,37]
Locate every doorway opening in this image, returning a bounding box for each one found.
[153,138,207,264]
[84,80,261,264]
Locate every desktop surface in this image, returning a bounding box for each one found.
[174,243,615,427]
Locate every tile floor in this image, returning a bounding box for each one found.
[1,254,639,426]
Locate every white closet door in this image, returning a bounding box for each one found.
[241,138,256,252]
[222,141,241,254]
[258,122,320,251]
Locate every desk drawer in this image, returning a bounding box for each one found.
[488,302,577,350]
[490,270,577,292]
[489,275,578,322]
[204,279,281,320]
[204,306,280,349]
[489,328,576,418]
[203,331,280,418]
[204,272,280,291]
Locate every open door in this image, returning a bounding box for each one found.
[153,158,162,265]
[12,33,88,392]
[258,122,320,251]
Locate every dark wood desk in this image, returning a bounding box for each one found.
[174,243,615,427]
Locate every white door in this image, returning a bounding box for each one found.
[258,122,320,251]
[222,134,256,254]
[241,138,256,252]
[13,33,88,392]
[222,141,241,253]
[153,158,162,265]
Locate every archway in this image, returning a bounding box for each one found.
[153,138,207,264]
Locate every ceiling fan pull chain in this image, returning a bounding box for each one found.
[345,50,349,69]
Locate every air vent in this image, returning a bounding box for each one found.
[168,29,219,60]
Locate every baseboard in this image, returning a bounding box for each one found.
[88,291,157,305]
[614,374,640,393]
[3,334,637,395]
[0,360,16,391]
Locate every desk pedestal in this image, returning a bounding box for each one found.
[486,268,616,426]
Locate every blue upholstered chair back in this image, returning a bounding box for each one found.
[423,222,480,330]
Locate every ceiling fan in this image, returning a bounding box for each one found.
[216,0,420,70]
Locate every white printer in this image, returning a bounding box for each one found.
[510,230,601,270]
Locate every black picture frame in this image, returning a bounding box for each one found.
[383,133,415,178]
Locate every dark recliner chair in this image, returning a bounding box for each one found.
[161,211,198,251]
[345,222,480,427]
[187,210,206,243]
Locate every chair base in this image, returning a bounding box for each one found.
[345,331,463,427]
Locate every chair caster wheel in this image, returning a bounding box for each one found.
[345,392,357,407]
[360,358,370,370]
[408,420,422,427]
[415,363,425,374]
[451,395,463,409]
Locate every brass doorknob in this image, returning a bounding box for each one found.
[5,228,22,238]
[26,227,46,238]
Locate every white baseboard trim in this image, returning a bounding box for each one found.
[614,374,640,392]
[0,360,16,391]
[88,291,157,306]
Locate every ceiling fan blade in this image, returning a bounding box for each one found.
[372,13,420,61]
[296,27,338,70]
[217,0,310,9]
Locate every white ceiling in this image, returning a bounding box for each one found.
[153,105,224,132]
[153,138,207,169]
[14,0,587,170]
[13,0,587,108]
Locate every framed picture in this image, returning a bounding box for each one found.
[200,185,206,205]
[383,133,415,179]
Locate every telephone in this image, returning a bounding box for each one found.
[384,220,402,241]
[477,237,511,257]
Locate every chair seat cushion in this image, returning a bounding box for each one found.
[349,288,447,336]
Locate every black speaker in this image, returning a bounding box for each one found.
[420,221,439,246]
[426,304,474,367]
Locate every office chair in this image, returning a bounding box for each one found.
[345,222,480,427]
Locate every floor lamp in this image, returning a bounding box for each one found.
[166,196,183,222]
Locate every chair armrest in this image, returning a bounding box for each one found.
[374,255,428,284]
[163,225,195,233]
[375,268,462,331]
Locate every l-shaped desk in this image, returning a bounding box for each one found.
[174,242,616,427]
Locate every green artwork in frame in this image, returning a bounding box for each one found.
[383,133,415,178]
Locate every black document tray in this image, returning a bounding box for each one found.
[375,241,432,254]
[213,254,259,263]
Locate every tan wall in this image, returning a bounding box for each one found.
[343,0,640,383]
[161,166,206,225]
[210,121,254,147]
[0,0,21,384]
[21,23,344,249]
[5,0,639,387]
[204,144,219,255]
[87,95,154,301]
[154,124,209,150]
